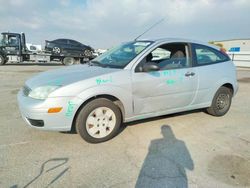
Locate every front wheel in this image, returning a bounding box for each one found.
[76,98,122,143]
[206,86,232,116]
[0,55,5,65]
[83,49,92,57]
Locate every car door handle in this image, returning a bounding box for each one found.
[185,72,195,77]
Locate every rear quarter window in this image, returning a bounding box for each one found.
[193,44,230,66]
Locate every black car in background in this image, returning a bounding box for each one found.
[45,39,94,59]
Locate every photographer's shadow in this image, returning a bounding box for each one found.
[136,125,194,188]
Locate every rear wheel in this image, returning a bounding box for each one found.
[206,86,232,116]
[76,98,122,143]
[52,46,61,54]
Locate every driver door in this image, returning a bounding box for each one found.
[131,43,198,115]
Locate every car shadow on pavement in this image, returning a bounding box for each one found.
[135,125,194,188]
[62,109,202,138]
[126,109,202,127]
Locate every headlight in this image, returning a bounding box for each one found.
[28,85,60,100]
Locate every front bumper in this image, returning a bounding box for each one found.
[17,90,83,131]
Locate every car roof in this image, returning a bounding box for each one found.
[54,38,78,41]
[1,32,21,36]
[52,38,84,44]
[137,38,219,50]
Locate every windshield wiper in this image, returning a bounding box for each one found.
[88,60,109,68]
[88,60,101,66]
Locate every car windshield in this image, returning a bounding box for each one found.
[91,41,153,69]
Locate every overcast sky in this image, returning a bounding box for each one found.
[0,0,249,48]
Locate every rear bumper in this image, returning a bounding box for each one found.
[17,90,83,131]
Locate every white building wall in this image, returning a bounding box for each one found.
[218,39,250,52]
[214,39,250,68]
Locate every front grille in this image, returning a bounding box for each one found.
[23,85,31,96]
[27,118,44,127]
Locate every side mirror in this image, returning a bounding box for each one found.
[143,62,160,72]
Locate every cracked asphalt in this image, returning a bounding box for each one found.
[0,63,250,188]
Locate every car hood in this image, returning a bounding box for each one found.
[25,64,121,89]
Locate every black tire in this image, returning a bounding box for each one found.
[0,55,5,65]
[76,98,122,143]
[74,58,81,65]
[62,57,75,66]
[206,86,232,116]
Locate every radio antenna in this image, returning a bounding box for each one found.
[134,18,165,41]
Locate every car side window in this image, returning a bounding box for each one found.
[54,39,67,44]
[193,44,229,65]
[69,40,79,46]
[151,47,171,61]
[135,43,191,72]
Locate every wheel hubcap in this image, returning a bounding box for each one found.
[86,107,116,138]
[216,93,229,110]
[53,47,60,54]
[84,50,91,57]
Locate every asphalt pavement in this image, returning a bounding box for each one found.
[0,63,249,188]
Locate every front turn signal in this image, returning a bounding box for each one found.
[48,107,63,113]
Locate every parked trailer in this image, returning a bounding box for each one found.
[0,32,94,65]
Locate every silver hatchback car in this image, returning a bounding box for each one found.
[17,38,238,143]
